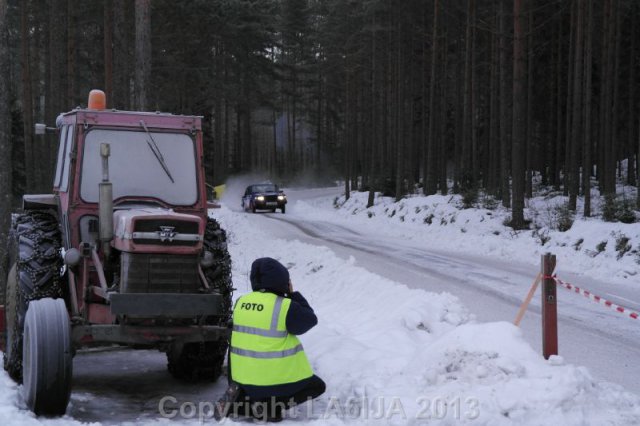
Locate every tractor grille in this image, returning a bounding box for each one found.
[132,219,200,246]
[120,252,201,293]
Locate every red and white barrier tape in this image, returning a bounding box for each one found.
[553,276,639,320]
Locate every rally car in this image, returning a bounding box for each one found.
[241,183,287,213]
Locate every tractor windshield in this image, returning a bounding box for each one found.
[81,129,198,206]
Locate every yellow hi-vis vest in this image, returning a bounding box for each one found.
[230,291,313,386]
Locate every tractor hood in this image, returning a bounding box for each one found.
[112,208,204,254]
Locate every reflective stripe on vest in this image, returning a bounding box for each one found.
[230,292,313,386]
[230,344,304,359]
[231,325,288,338]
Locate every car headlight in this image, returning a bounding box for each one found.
[277,195,285,201]
[256,196,265,201]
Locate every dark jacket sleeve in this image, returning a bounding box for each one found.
[285,291,318,335]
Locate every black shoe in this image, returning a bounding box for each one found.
[214,383,242,421]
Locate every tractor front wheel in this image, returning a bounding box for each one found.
[166,217,232,382]
[22,298,72,416]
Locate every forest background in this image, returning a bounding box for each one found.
[0,0,638,258]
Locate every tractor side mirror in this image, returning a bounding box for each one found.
[34,123,57,135]
[35,123,46,135]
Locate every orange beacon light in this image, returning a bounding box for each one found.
[88,89,106,110]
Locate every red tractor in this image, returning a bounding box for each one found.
[0,90,233,416]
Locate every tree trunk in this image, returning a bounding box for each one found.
[367,13,377,208]
[599,0,610,193]
[545,13,557,186]
[583,0,593,217]
[317,73,323,173]
[525,7,534,199]
[214,44,225,183]
[67,0,76,107]
[104,0,114,103]
[438,27,448,195]
[425,0,439,195]
[569,0,584,211]
[453,41,463,194]
[134,0,151,110]
[488,10,499,194]
[554,14,563,189]
[511,0,526,228]
[394,20,403,201]
[21,0,35,193]
[627,6,636,186]
[563,2,575,196]
[461,0,475,189]
[47,0,66,190]
[470,1,478,185]
[344,68,351,201]
[112,0,130,109]
[601,0,617,195]
[0,0,12,283]
[609,0,621,195]
[499,0,510,207]
[292,72,298,171]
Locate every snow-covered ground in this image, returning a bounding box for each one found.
[1,186,639,424]
[214,191,640,425]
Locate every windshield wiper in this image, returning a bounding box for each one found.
[139,120,175,183]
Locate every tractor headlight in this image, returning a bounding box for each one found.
[256,196,265,201]
[63,248,81,267]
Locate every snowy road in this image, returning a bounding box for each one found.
[67,347,227,423]
[242,187,640,394]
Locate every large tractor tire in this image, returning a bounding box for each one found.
[167,217,233,382]
[3,211,63,383]
[22,298,72,416]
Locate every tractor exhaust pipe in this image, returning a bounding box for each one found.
[99,143,114,257]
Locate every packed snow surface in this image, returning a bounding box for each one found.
[0,187,639,424]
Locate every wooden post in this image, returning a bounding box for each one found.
[541,252,558,359]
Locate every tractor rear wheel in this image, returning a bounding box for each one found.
[22,298,72,416]
[167,341,226,382]
[167,217,233,382]
[3,211,63,383]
